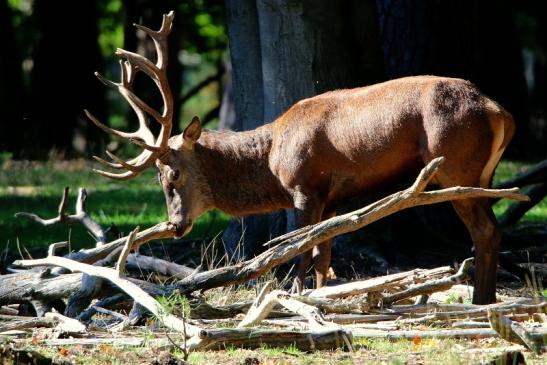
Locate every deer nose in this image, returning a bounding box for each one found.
[171,219,193,239]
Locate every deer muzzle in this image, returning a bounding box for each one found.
[170,219,193,239]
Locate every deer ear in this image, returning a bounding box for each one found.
[182,116,202,146]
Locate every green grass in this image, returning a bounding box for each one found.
[492,159,547,222]
[0,159,229,252]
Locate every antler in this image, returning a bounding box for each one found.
[85,11,175,180]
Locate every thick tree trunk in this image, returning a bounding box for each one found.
[225,0,264,131]
[223,0,386,265]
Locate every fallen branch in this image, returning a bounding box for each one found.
[15,187,107,245]
[62,222,175,264]
[174,157,528,294]
[306,265,453,299]
[239,289,338,331]
[488,308,546,354]
[186,327,352,351]
[0,313,85,336]
[13,228,200,338]
[382,258,473,305]
[351,327,498,339]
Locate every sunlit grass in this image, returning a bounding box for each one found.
[492,159,547,223]
[0,159,229,250]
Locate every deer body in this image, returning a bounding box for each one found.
[87,13,514,304]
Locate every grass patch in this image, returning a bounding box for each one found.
[492,159,547,223]
[0,159,229,252]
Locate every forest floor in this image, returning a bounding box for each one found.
[1,157,546,364]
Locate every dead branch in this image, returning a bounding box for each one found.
[351,327,498,339]
[62,221,175,264]
[13,228,200,338]
[0,313,85,336]
[499,182,547,226]
[306,265,453,299]
[382,257,473,305]
[495,158,547,189]
[174,158,528,294]
[15,187,107,245]
[239,289,339,331]
[126,253,197,280]
[186,327,352,351]
[488,308,547,354]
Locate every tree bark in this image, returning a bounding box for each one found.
[224,0,386,261]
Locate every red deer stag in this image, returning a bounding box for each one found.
[85,12,514,304]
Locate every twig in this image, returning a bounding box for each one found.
[15,187,107,246]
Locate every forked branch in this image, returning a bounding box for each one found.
[15,187,107,246]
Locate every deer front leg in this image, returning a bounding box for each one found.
[312,211,336,288]
[291,191,324,292]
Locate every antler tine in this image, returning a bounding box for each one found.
[93,168,142,181]
[93,155,125,170]
[94,71,119,90]
[118,84,163,123]
[133,11,174,70]
[106,151,149,172]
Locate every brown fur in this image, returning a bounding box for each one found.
[156,75,515,304]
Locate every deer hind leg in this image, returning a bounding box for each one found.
[313,211,336,288]
[450,197,501,304]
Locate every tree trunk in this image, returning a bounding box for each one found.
[223,0,386,262]
[225,0,264,131]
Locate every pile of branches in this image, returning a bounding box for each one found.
[1,158,545,358]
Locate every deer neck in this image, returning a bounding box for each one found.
[195,126,291,216]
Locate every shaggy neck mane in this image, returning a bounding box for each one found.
[195,126,291,215]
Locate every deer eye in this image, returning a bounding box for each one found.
[167,169,180,182]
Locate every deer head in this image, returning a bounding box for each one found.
[86,11,211,238]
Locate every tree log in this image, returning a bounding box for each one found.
[186,327,352,351]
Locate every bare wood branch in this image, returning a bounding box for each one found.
[15,187,108,245]
[239,290,339,331]
[488,308,546,354]
[126,253,197,280]
[495,158,547,189]
[186,327,352,351]
[116,226,139,274]
[63,221,174,264]
[13,230,200,338]
[174,158,528,295]
[499,182,547,226]
[351,327,498,339]
[382,257,473,305]
[306,266,453,299]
